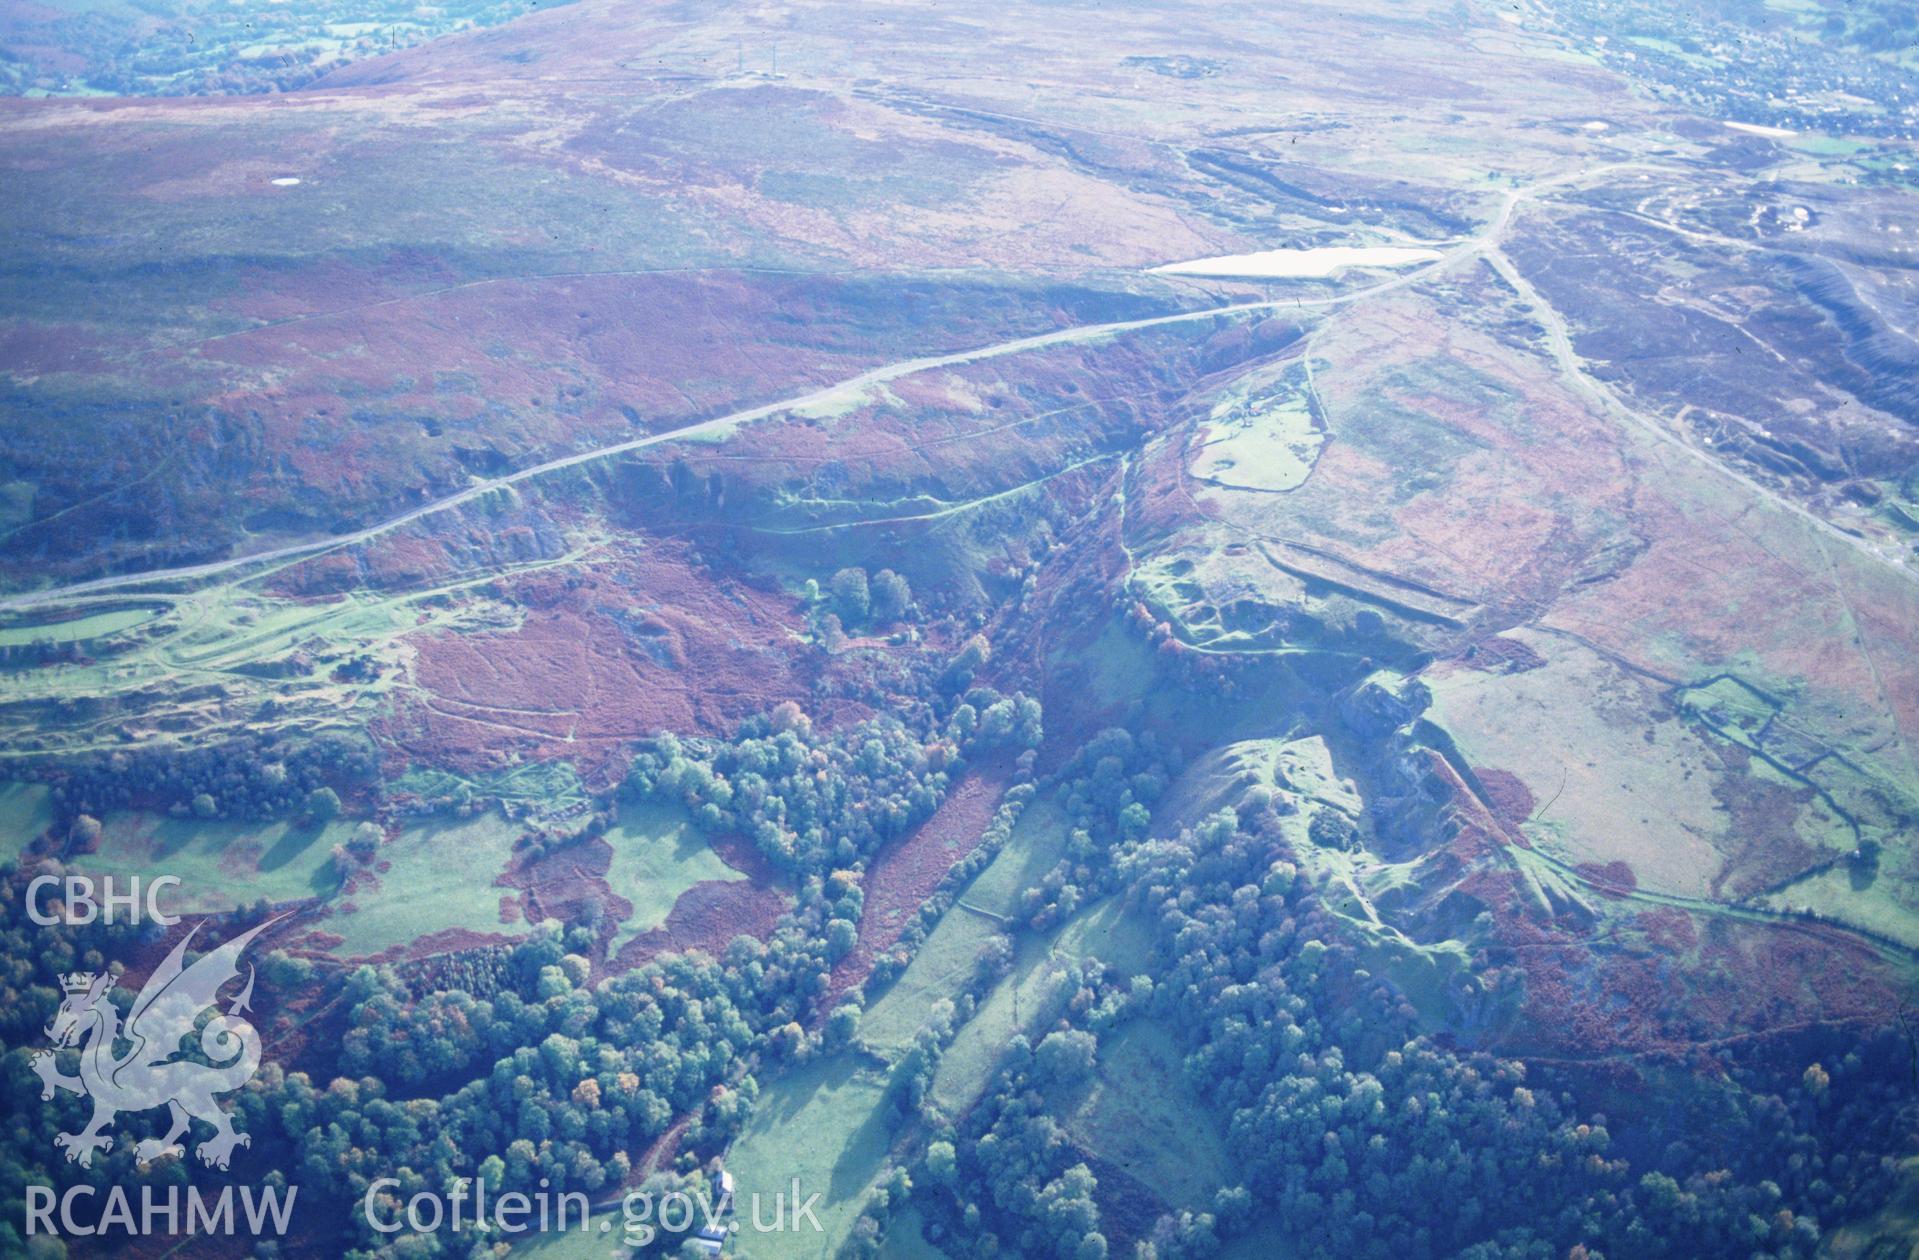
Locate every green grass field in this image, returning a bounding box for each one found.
[324,810,527,956]
[859,798,1076,1059]
[928,933,1066,1110]
[69,809,350,912]
[1426,630,1739,897]
[504,1214,640,1259]
[859,780,1152,1098]
[724,1053,894,1260]
[1158,734,1359,832]
[930,899,1151,1115]
[956,798,1071,917]
[879,1209,955,1259]
[1064,1022,1230,1209]
[0,781,52,861]
[1070,619,1162,709]
[858,904,1000,1060]
[1055,897,1157,976]
[0,604,156,646]
[601,801,746,955]
[1760,863,1919,949]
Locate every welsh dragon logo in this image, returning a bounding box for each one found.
[29,918,275,1170]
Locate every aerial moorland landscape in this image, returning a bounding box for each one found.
[2,0,1918,1257]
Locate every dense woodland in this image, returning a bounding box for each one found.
[1,637,1914,1258]
[0,646,1046,1255]
[0,561,1904,1239]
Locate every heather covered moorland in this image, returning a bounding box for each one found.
[2,0,1918,1257]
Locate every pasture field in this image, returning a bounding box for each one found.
[600,800,746,955]
[0,781,51,860]
[1427,629,1769,896]
[1064,1022,1230,1209]
[954,798,1071,918]
[502,1215,636,1260]
[1760,863,1919,950]
[859,796,1076,1059]
[0,604,156,646]
[323,809,526,956]
[724,1053,893,1260]
[70,810,352,912]
[931,898,1150,1114]
[878,1209,955,1259]
[1055,898,1157,977]
[857,904,1000,1061]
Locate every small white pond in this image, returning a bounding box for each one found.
[1149,244,1442,280]
[1724,121,1795,139]
[270,176,303,187]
